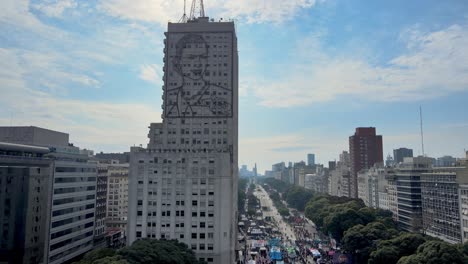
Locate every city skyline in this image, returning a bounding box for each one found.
[1,0,468,172]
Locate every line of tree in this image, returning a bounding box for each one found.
[246,183,260,217]
[268,190,290,216]
[305,195,468,263]
[260,178,313,211]
[238,178,248,214]
[73,239,206,264]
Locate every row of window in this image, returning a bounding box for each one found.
[54,177,96,183]
[52,203,94,217]
[51,212,94,228]
[50,231,93,251]
[53,194,95,206]
[55,167,96,173]
[50,221,93,240]
[191,243,214,251]
[54,185,95,195]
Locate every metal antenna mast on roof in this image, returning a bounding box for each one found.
[179,0,188,22]
[189,0,205,21]
[420,106,425,156]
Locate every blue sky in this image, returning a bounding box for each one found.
[1,0,468,172]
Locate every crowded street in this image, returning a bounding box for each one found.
[238,181,336,264]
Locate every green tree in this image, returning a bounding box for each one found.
[74,248,120,264]
[278,207,290,216]
[90,256,128,264]
[120,239,205,264]
[368,245,400,264]
[74,240,205,264]
[238,178,248,213]
[368,233,427,264]
[397,240,464,264]
[285,186,314,211]
[323,208,364,241]
[342,221,398,263]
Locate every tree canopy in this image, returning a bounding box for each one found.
[397,240,465,264]
[74,239,205,264]
[368,233,427,264]
[284,186,314,211]
[342,221,398,262]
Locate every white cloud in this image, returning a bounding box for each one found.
[139,64,161,84]
[0,0,68,39]
[0,48,161,152]
[2,87,161,151]
[216,0,317,24]
[249,24,468,107]
[0,48,101,93]
[98,0,318,25]
[32,0,77,18]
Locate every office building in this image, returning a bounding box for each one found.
[0,127,97,264]
[349,127,383,198]
[127,15,238,264]
[393,148,413,164]
[0,126,69,147]
[307,154,315,166]
[386,157,432,232]
[48,155,96,264]
[0,142,52,264]
[420,161,468,244]
[435,156,457,167]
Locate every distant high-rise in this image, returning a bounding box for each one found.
[307,153,316,166]
[349,127,383,198]
[127,15,238,264]
[393,148,413,164]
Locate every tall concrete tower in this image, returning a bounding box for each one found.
[127,14,238,264]
[349,127,383,198]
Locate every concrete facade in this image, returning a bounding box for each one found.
[0,126,69,147]
[0,144,52,264]
[420,163,468,244]
[349,127,383,198]
[357,165,386,208]
[0,126,98,264]
[106,163,129,231]
[127,17,238,264]
[385,157,432,232]
[393,148,413,164]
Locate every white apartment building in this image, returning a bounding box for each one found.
[127,16,238,264]
[357,165,386,208]
[106,163,129,230]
